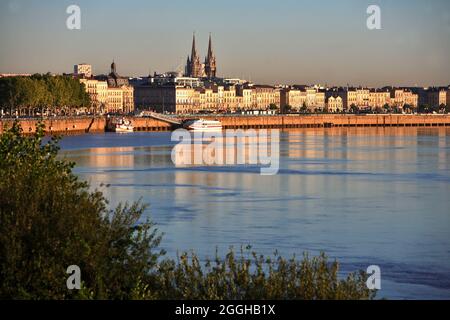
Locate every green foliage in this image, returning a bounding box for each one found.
[153,248,375,300]
[300,103,308,114]
[0,74,90,114]
[0,122,163,299]
[349,104,359,114]
[0,123,376,300]
[282,105,292,114]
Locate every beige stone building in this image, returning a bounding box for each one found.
[236,86,256,110]
[392,89,419,109]
[356,88,370,108]
[280,87,326,112]
[347,89,358,108]
[326,96,344,113]
[251,85,280,110]
[106,88,124,113]
[427,89,447,107]
[79,79,108,112]
[303,88,325,111]
[339,88,370,109]
[221,86,238,111]
[280,89,304,111]
[121,85,134,114]
[80,78,134,114]
[369,89,391,109]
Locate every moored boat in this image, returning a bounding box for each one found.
[184,119,223,131]
[111,118,134,133]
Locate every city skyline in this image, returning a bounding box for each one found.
[1,0,450,86]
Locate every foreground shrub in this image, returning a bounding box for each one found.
[0,123,163,299]
[152,248,375,300]
[0,123,375,300]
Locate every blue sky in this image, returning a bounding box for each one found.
[0,0,449,86]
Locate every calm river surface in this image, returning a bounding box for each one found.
[59,127,450,300]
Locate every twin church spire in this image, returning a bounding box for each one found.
[185,33,217,78]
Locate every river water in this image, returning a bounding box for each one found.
[59,127,450,300]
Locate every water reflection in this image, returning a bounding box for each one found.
[60,127,450,299]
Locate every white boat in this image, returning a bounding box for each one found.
[184,119,223,131]
[112,118,134,133]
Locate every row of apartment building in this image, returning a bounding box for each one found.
[134,83,280,114]
[75,62,449,115]
[134,81,450,114]
[282,87,424,113]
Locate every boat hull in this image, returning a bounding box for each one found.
[184,119,223,132]
[114,127,134,133]
[187,125,223,132]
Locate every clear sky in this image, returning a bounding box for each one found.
[1,0,449,87]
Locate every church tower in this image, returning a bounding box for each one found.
[186,33,203,78]
[111,60,117,74]
[204,34,217,78]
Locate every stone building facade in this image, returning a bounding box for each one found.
[326,96,344,112]
[80,61,134,114]
[134,83,281,114]
[426,88,447,107]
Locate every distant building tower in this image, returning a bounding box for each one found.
[185,56,191,77]
[204,34,217,78]
[74,63,92,78]
[110,60,117,74]
[106,60,129,87]
[185,33,204,78]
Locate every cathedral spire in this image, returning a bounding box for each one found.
[186,32,203,77]
[191,32,198,60]
[208,33,213,58]
[207,33,213,60]
[205,33,217,78]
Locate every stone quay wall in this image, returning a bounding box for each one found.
[2,115,450,135]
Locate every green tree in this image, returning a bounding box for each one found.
[403,104,412,114]
[300,103,308,114]
[269,103,278,111]
[0,122,163,299]
[0,75,90,117]
[349,104,359,114]
[374,107,383,114]
[283,104,292,114]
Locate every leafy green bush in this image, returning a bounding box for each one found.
[0,123,376,300]
[153,248,375,300]
[0,123,163,299]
